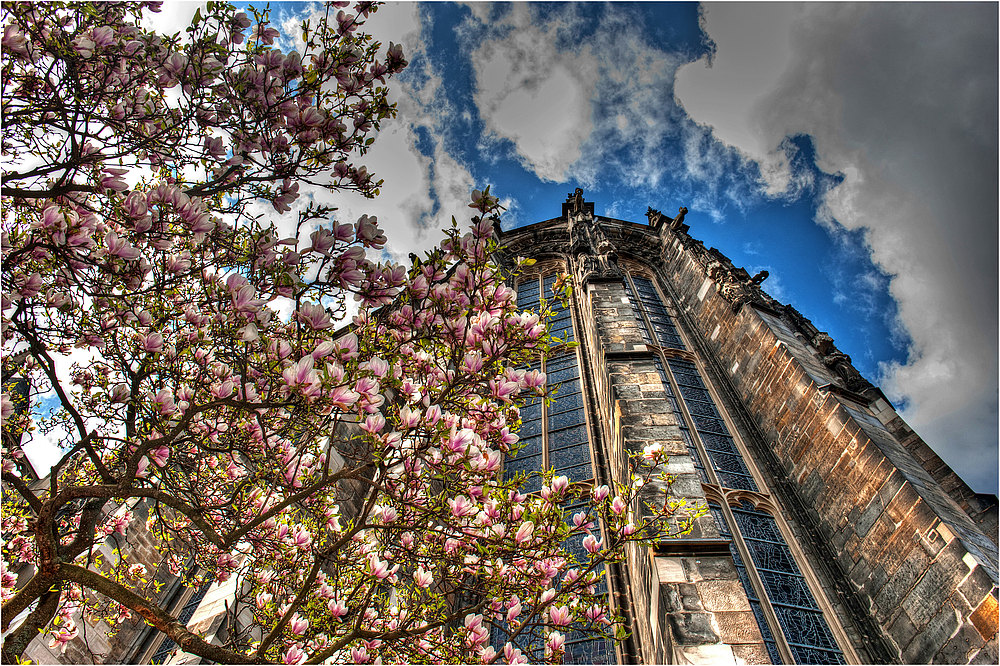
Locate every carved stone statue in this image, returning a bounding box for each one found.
[568,187,586,215]
[670,206,688,230]
[569,196,620,282]
[646,207,664,227]
[821,350,874,393]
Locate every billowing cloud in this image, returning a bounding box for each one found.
[468,5,598,182]
[675,3,998,491]
[462,4,758,222]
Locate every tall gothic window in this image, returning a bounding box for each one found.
[505,272,591,492]
[497,268,613,665]
[623,270,847,665]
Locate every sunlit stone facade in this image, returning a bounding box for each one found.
[496,190,999,665]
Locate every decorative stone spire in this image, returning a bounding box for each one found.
[565,189,619,284]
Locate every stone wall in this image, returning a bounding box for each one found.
[655,223,999,664]
[578,275,770,665]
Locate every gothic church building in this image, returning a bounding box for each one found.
[496,191,998,665]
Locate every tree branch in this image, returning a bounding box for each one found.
[58,563,260,665]
[1,586,62,663]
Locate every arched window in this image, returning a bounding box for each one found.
[496,267,613,664]
[504,271,591,492]
[710,501,846,665]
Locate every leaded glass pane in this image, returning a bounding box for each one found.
[759,570,822,610]
[731,504,788,545]
[518,278,540,309]
[705,449,758,492]
[549,407,585,430]
[521,474,542,493]
[773,607,843,653]
[630,276,686,350]
[683,397,721,418]
[545,274,575,343]
[149,582,211,664]
[546,353,577,372]
[743,538,802,574]
[551,376,581,393]
[716,471,759,492]
[750,600,784,665]
[549,390,584,414]
[564,638,614,664]
[788,645,847,665]
[691,414,729,435]
[548,366,579,384]
[518,435,543,457]
[520,418,542,438]
[550,443,591,469]
[504,453,541,479]
[675,385,712,403]
[557,461,593,482]
[549,425,588,449]
[520,401,542,422]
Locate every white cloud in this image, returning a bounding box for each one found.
[467,5,598,182]
[675,3,998,491]
[143,1,205,38]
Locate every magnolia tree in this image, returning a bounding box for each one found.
[1,2,688,664]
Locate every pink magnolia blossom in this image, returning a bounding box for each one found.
[502,643,527,665]
[582,534,602,554]
[549,605,571,627]
[413,566,433,588]
[281,645,306,665]
[0,394,14,425]
[150,446,169,468]
[288,614,309,635]
[48,623,79,653]
[142,332,164,353]
[514,521,534,545]
[327,599,348,619]
[448,495,476,518]
[105,231,140,259]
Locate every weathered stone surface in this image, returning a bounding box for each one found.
[902,603,961,664]
[498,193,999,666]
[970,594,999,640]
[731,642,772,665]
[669,611,721,645]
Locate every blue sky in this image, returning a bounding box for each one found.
[162,2,997,492]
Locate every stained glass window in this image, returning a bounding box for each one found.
[710,502,847,664]
[506,275,591,486]
[498,272,612,664]
[729,503,846,664]
[623,275,685,349]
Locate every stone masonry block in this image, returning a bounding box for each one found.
[902,603,960,664]
[697,579,751,612]
[714,610,764,645]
